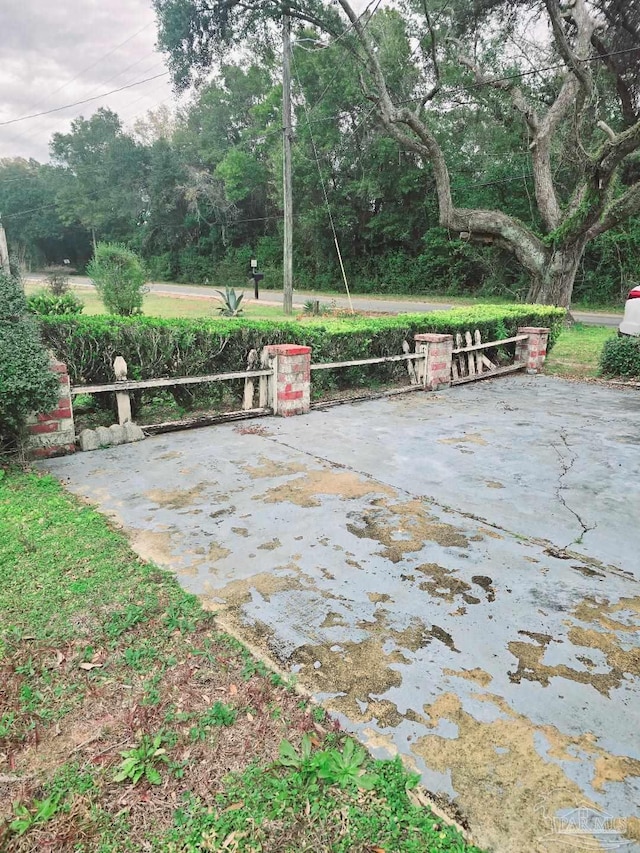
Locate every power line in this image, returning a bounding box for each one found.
[12,22,154,121]
[0,72,170,128]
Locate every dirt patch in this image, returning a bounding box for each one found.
[294,637,406,721]
[231,527,249,537]
[368,592,391,604]
[477,527,504,540]
[257,469,394,508]
[412,692,610,853]
[347,498,468,562]
[592,754,640,792]
[202,570,305,613]
[573,595,640,633]
[485,481,504,489]
[242,456,306,479]
[258,538,281,551]
[439,433,488,446]
[415,563,480,605]
[129,529,176,565]
[145,482,208,509]
[155,451,183,461]
[507,621,640,695]
[471,576,495,602]
[444,668,492,687]
[207,542,231,564]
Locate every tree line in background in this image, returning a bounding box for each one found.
[1,1,639,306]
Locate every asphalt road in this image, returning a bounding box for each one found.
[26,274,623,327]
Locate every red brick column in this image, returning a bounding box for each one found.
[516,327,550,373]
[414,333,453,391]
[26,358,76,459]
[265,344,311,416]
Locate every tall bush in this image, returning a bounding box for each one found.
[87,243,148,316]
[0,273,59,446]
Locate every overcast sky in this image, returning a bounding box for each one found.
[0,0,175,162]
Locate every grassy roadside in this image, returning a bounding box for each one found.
[543,324,616,379]
[0,470,482,853]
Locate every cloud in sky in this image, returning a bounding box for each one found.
[0,0,175,162]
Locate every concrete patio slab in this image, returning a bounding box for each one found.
[40,374,640,852]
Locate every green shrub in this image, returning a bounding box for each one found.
[27,291,84,316]
[45,267,70,296]
[87,243,148,316]
[39,304,564,412]
[600,335,640,377]
[0,273,60,445]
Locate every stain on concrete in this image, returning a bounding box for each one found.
[443,668,492,687]
[294,638,406,721]
[439,433,488,446]
[471,575,495,602]
[368,592,391,604]
[145,482,208,509]
[242,455,306,479]
[592,754,640,792]
[155,451,183,461]
[348,498,468,561]
[508,622,640,695]
[129,529,176,565]
[415,563,480,605]
[477,527,504,540]
[207,542,231,564]
[485,480,505,489]
[257,468,393,508]
[413,692,605,853]
[231,527,249,537]
[258,538,281,551]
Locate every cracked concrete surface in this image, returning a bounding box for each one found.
[40,375,640,852]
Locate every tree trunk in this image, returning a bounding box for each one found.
[526,240,587,308]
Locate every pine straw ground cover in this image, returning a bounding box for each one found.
[0,470,482,853]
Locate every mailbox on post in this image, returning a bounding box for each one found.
[250,258,264,299]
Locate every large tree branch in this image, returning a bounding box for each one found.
[594,118,640,179]
[543,0,594,95]
[585,181,640,239]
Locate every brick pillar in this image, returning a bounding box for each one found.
[265,344,311,416]
[25,358,76,459]
[414,333,454,391]
[516,327,550,374]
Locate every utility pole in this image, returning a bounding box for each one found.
[282,13,293,315]
[0,218,10,276]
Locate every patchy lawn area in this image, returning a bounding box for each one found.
[0,470,481,853]
[543,323,616,379]
[23,283,290,321]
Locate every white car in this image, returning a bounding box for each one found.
[619,285,640,336]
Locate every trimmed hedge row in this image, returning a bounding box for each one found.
[600,335,640,378]
[39,304,564,384]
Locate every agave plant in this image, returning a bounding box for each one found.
[215,286,244,317]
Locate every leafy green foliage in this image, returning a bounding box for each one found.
[27,291,84,316]
[189,702,238,739]
[39,304,564,411]
[600,334,640,377]
[113,733,168,785]
[278,734,379,790]
[9,793,64,836]
[215,286,244,316]
[87,242,148,316]
[0,272,60,443]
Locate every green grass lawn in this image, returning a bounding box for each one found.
[25,282,291,321]
[543,323,616,379]
[0,470,482,853]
